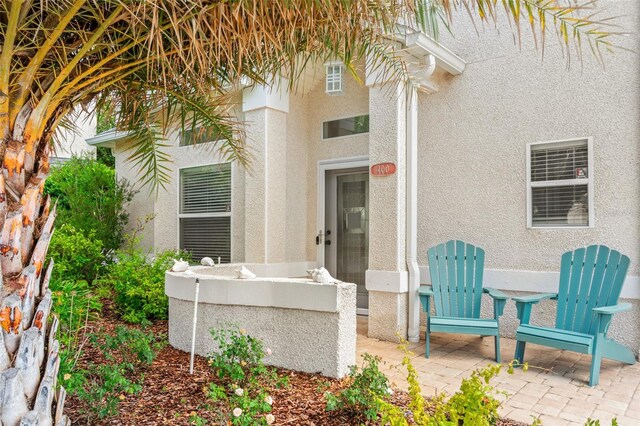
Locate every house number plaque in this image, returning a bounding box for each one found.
[370,162,396,176]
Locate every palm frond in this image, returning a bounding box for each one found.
[0,0,627,192]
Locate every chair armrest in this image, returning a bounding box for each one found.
[418,286,432,316]
[418,286,433,296]
[483,287,508,300]
[592,304,631,335]
[593,303,632,316]
[512,293,558,304]
[513,293,557,325]
[483,288,507,318]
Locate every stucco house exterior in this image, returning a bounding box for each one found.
[87,2,640,355]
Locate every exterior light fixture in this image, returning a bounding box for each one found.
[325,62,344,95]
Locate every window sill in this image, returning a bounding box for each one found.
[527,225,594,230]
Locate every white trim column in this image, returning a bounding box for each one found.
[242,82,289,263]
[366,79,410,341]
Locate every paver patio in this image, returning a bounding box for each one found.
[356,317,640,426]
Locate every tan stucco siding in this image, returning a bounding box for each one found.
[417,2,640,276]
[113,139,155,254]
[302,69,370,261]
[113,101,246,258]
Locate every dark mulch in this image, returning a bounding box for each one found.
[65,304,525,426]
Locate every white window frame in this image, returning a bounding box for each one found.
[177,163,233,260]
[325,61,344,95]
[526,137,594,229]
[316,156,369,267]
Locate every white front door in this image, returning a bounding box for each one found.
[324,168,369,314]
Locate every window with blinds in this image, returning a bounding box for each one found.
[179,163,231,262]
[527,138,592,228]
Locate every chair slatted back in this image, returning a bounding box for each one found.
[556,245,630,335]
[427,240,485,318]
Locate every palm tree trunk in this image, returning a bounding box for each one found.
[0,140,69,425]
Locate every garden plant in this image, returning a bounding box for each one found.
[0,0,625,423]
[188,325,286,426]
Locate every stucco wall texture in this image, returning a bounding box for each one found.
[302,68,370,261]
[368,83,407,272]
[415,0,640,352]
[113,102,246,257]
[418,1,640,276]
[167,281,357,378]
[113,138,156,253]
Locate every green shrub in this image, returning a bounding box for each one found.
[445,364,506,425]
[96,147,116,168]
[44,156,134,250]
[209,326,269,387]
[98,249,190,323]
[53,278,102,402]
[48,224,105,283]
[98,325,165,367]
[378,342,519,426]
[325,353,392,422]
[206,326,276,426]
[584,420,619,426]
[50,279,102,341]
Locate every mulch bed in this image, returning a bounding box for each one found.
[65,304,525,426]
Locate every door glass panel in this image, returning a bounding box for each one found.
[336,173,369,310]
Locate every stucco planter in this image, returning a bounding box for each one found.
[165,266,357,378]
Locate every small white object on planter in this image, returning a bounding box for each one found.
[200,257,215,267]
[172,258,189,272]
[313,267,338,283]
[307,267,339,284]
[236,266,256,279]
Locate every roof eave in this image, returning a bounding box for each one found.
[85,128,131,148]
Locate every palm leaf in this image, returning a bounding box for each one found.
[0,0,626,192]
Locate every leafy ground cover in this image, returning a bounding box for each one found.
[63,299,527,426]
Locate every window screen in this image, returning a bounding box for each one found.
[528,140,591,227]
[322,115,369,139]
[179,164,231,262]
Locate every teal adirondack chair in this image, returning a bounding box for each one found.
[514,245,637,386]
[418,240,508,362]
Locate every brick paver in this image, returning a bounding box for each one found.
[356,317,640,426]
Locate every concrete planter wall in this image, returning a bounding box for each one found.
[166,266,357,378]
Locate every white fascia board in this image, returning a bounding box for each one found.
[85,128,131,148]
[366,29,465,88]
[402,30,466,75]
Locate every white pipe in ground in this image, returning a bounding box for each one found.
[189,277,200,374]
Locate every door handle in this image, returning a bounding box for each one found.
[325,240,331,245]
